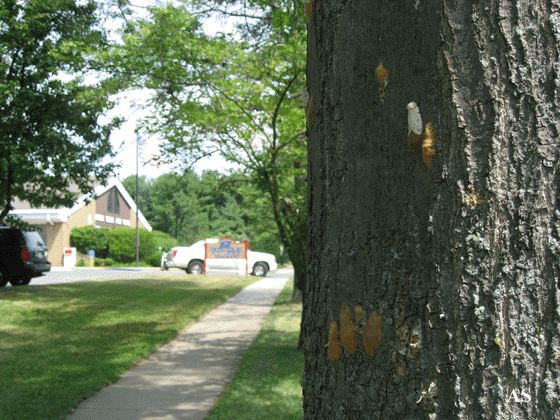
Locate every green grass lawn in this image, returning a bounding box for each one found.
[207,278,304,420]
[0,273,258,420]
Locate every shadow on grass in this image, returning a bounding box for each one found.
[0,276,257,420]
[207,338,304,420]
[1,321,182,420]
[206,280,304,420]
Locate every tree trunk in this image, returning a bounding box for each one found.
[303,0,560,418]
[277,208,306,346]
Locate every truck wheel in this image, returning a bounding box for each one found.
[187,261,204,275]
[252,262,268,277]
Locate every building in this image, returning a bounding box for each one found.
[8,178,152,267]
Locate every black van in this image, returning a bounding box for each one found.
[0,227,51,287]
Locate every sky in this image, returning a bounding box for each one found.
[105,90,238,182]
[104,5,241,182]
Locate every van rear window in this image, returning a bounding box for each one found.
[22,231,46,247]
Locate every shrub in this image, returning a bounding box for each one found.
[94,258,102,267]
[108,228,156,263]
[104,258,115,267]
[70,226,110,258]
[151,230,180,252]
[76,259,86,267]
[149,253,162,267]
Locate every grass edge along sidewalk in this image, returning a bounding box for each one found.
[0,273,258,420]
[207,278,304,420]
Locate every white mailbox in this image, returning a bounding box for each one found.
[63,247,77,268]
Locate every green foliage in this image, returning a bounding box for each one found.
[151,230,180,252]
[104,258,115,267]
[251,233,286,264]
[0,215,40,232]
[148,253,162,267]
[121,175,151,217]
[105,1,307,274]
[94,258,103,267]
[209,192,245,237]
[76,259,86,267]
[70,226,110,258]
[121,169,286,264]
[0,0,121,221]
[150,172,208,244]
[108,228,156,263]
[121,172,209,245]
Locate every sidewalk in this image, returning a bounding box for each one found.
[66,276,290,420]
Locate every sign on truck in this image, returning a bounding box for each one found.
[204,237,249,276]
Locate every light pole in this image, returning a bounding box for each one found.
[135,132,143,268]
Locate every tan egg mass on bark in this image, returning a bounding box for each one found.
[363,312,382,356]
[422,122,436,167]
[327,321,341,362]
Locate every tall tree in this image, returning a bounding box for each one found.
[150,171,208,244]
[102,1,308,304]
[0,0,120,224]
[303,0,560,418]
[122,174,152,218]
[122,172,209,245]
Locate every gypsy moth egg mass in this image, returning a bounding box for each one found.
[422,121,436,167]
[363,312,382,356]
[327,321,341,362]
[376,62,388,87]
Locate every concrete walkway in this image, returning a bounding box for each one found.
[67,276,290,420]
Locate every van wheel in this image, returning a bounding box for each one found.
[252,262,268,277]
[0,271,7,287]
[187,261,204,275]
[9,277,31,286]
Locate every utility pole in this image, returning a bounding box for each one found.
[136,132,140,268]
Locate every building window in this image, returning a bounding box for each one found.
[114,190,120,213]
[107,189,114,213]
[107,188,120,214]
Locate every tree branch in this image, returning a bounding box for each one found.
[271,72,299,152]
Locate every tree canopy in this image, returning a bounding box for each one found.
[104,0,307,294]
[121,169,283,260]
[0,0,121,225]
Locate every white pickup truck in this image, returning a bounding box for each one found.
[164,238,277,277]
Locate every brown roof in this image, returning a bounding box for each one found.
[10,179,104,210]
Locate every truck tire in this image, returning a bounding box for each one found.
[187,260,204,275]
[252,262,268,277]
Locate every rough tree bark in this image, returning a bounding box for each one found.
[303,0,560,418]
